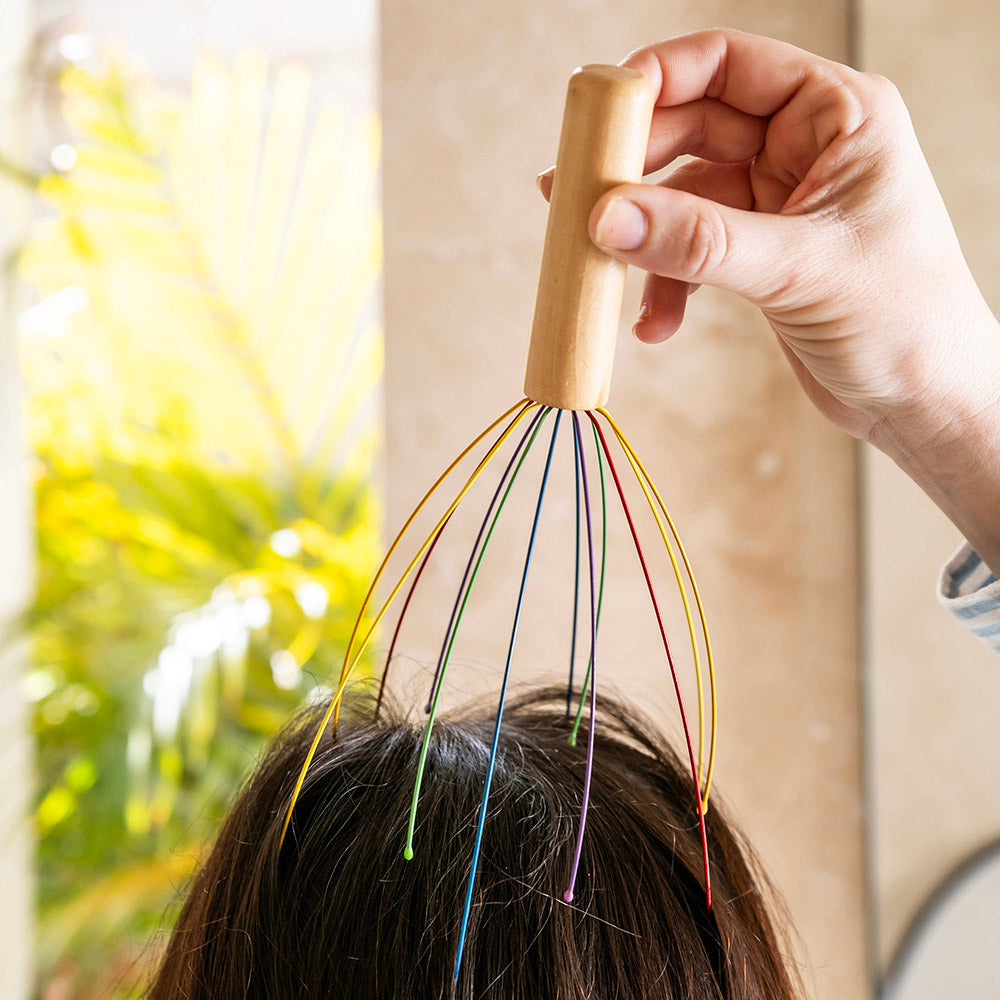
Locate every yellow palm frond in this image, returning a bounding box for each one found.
[19,47,382,501]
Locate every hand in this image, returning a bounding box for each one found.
[539,29,1000,571]
[539,29,1000,439]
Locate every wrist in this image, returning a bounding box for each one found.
[868,303,1000,456]
[870,320,1000,574]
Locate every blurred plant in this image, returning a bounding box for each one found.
[14,36,382,998]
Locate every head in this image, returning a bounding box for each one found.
[147,685,799,999]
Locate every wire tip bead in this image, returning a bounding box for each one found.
[562,889,574,903]
[403,845,414,861]
[567,733,577,748]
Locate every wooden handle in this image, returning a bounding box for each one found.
[523,65,656,410]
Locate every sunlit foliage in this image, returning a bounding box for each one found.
[16,41,382,997]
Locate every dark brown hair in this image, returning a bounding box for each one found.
[147,685,800,999]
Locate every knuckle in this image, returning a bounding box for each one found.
[806,66,869,138]
[676,205,729,280]
[861,71,904,111]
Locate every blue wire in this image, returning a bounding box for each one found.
[453,409,563,984]
[567,421,581,716]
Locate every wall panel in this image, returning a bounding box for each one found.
[381,5,866,998]
[859,0,1000,977]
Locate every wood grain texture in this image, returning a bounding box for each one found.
[524,65,654,409]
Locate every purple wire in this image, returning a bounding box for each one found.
[424,406,547,713]
[567,420,582,717]
[564,412,597,903]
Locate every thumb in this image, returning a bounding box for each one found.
[589,183,821,307]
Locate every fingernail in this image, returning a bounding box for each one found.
[632,300,650,338]
[535,166,554,191]
[593,197,647,251]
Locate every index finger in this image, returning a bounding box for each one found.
[621,28,852,117]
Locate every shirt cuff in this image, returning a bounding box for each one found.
[937,542,1000,652]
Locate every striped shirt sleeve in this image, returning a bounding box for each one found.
[937,542,1000,653]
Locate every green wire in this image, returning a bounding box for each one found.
[569,419,608,747]
[404,407,552,859]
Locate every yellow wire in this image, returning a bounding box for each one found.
[597,408,718,810]
[336,397,532,692]
[331,400,540,715]
[595,414,706,790]
[279,398,537,848]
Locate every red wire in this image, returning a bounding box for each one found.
[374,513,452,719]
[587,412,711,910]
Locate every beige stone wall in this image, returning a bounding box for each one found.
[859,0,1000,977]
[381,5,866,999]
[0,3,35,996]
